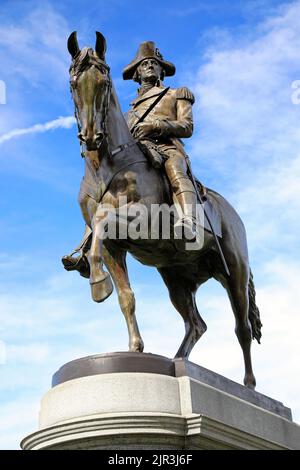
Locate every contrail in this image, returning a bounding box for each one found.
[0,116,76,144]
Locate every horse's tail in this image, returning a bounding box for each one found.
[248,269,262,343]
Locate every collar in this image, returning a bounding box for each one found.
[131,84,166,108]
[138,79,162,96]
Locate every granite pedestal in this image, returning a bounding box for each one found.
[21,352,300,450]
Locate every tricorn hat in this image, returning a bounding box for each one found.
[123,41,175,80]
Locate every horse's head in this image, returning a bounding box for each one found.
[67,31,111,151]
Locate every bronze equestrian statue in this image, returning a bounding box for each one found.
[62,31,262,389]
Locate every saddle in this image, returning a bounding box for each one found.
[138,139,166,169]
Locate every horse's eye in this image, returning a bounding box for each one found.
[70,77,77,88]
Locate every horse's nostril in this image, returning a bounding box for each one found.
[78,132,85,142]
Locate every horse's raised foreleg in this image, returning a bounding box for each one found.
[103,243,144,352]
[158,267,207,358]
[89,208,113,303]
[224,263,256,389]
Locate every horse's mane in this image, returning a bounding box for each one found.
[70,48,109,78]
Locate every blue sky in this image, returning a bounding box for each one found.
[0,0,300,449]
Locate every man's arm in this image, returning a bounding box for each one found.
[153,87,195,139]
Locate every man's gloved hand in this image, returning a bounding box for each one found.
[133,121,157,139]
[133,119,171,140]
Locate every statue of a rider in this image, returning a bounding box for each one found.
[62,41,198,276]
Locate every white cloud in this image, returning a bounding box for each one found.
[188,1,300,176]
[7,343,50,364]
[0,3,73,134]
[0,4,70,89]
[0,116,75,145]
[0,398,40,450]
[0,340,6,365]
[233,151,300,252]
[183,1,300,257]
[0,80,6,104]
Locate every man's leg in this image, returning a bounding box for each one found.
[62,185,96,278]
[164,150,198,240]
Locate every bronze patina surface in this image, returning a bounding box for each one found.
[62,32,262,389]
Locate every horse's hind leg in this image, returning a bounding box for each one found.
[224,264,256,389]
[158,267,207,358]
[103,244,144,353]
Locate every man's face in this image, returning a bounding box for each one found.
[137,58,162,83]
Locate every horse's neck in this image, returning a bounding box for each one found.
[107,84,138,159]
[85,82,145,189]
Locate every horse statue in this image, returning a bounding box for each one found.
[65,31,262,389]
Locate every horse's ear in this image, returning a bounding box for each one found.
[95,31,107,60]
[68,31,80,59]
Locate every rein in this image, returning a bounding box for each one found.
[72,56,136,159]
[99,65,112,151]
[98,160,147,204]
[96,69,138,159]
[72,57,148,204]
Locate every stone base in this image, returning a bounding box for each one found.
[21,353,300,450]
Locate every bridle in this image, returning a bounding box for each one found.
[96,59,112,152]
[72,57,139,160]
[71,53,146,205]
[71,57,112,156]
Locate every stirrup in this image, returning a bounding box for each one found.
[174,216,197,241]
[61,252,90,278]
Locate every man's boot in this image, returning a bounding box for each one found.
[61,226,92,278]
[174,190,198,241]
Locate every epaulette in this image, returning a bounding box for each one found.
[176,87,195,104]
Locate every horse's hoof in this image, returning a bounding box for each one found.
[174,348,189,359]
[90,275,113,302]
[244,375,256,390]
[129,339,144,353]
